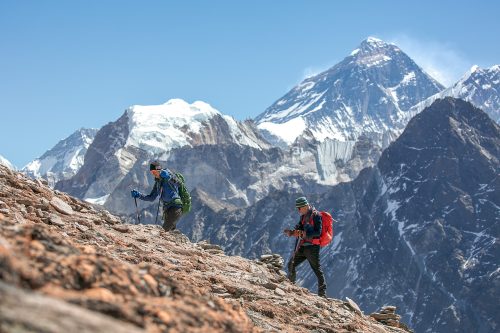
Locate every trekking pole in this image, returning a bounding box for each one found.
[291,236,301,263]
[287,235,302,273]
[155,197,161,225]
[134,197,141,225]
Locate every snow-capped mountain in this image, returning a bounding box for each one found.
[189,98,499,333]
[256,37,444,147]
[408,65,500,123]
[56,99,273,208]
[124,99,270,154]
[22,128,98,187]
[0,155,16,170]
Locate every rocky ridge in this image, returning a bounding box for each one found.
[0,164,409,333]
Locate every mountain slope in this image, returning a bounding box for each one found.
[23,128,98,187]
[256,37,444,147]
[0,164,409,333]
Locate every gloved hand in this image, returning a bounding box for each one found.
[131,189,141,198]
[159,170,171,180]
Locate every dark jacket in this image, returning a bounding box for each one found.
[139,169,182,209]
[295,208,322,246]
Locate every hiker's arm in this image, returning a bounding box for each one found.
[304,214,322,238]
[140,181,160,201]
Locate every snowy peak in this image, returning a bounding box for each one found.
[362,36,389,48]
[256,38,444,147]
[351,37,401,67]
[448,65,500,123]
[126,99,269,154]
[0,155,16,170]
[459,64,500,87]
[22,128,98,186]
[125,99,221,153]
[410,65,500,123]
[127,99,220,126]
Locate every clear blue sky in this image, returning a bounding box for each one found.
[1,1,499,168]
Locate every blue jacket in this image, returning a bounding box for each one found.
[138,169,182,209]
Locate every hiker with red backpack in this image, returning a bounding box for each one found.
[284,196,333,297]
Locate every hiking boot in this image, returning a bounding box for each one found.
[318,286,327,298]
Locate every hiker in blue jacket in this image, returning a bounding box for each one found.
[284,196,327,297]
[131,161,183,231]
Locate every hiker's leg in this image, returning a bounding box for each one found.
[287,246,307,283]
[304,245,327,296]
[162,207,182,231]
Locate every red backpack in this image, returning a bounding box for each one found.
[318,211,334,247]
[301,210,335,247]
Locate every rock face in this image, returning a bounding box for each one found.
[0,164,409,333]
[182,98,500,333]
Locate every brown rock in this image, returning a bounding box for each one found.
[49,214,65,227]
[370,313,401,321]
[112,225,130,233]
[0,282,145,333]
[142,274,159,296]
[345,297,363,316]
[274,288,286,296]
[50,197,74,216]
[84,287,117,302]
[381,305,397,312]
[156,310,172,324]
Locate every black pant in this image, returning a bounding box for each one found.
[162,206,182,231]
[288,244,326,295]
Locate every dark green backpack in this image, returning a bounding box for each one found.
[173,172,191,214]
